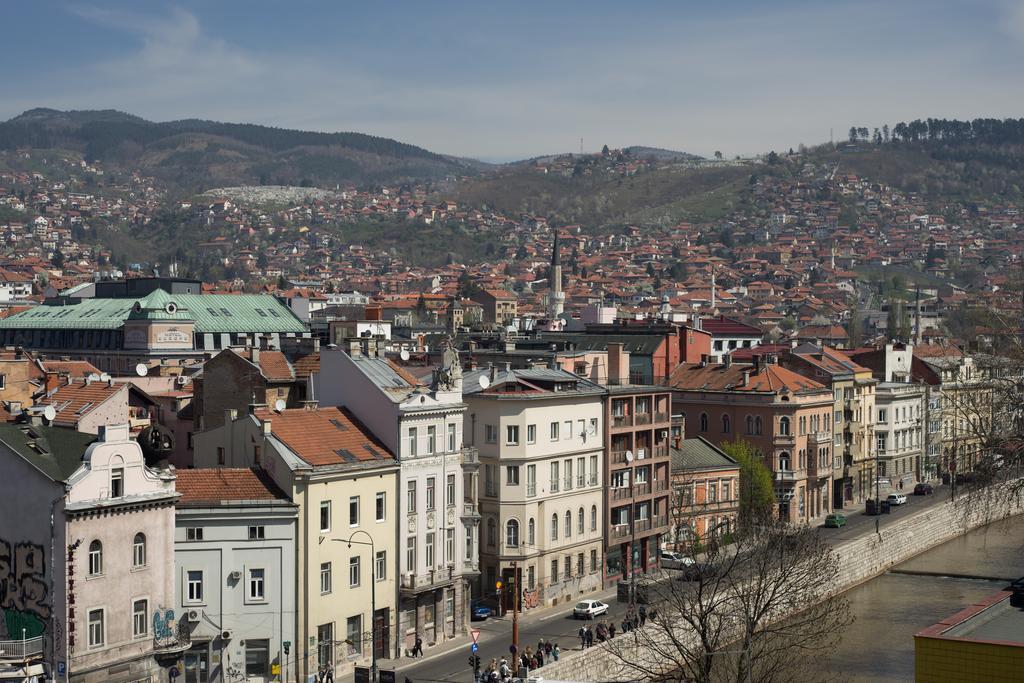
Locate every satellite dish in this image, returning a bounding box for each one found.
[135,363,148,377]
[400,349,411,362]
[274,398,286,412]
[43,406,56,422]
[625,450,634,463]
[99,373,111,382]
[87,373,101,383]
[478,375,491,390]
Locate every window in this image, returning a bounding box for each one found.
[878,409,887,423]
[506,519,520,547]
[550,461,559,492]
[88,540,102,576]
[723,481,731,501]
[405,423,417,456]
[446,474,456,507]
[591,549,598,572]
[485,424,497,443]
[187,570,203,602]
[447,423,457,451]
[506,425,520,445]
[426,532,435,567]
[506,466,519,486]
[746,415,754,434]
[407,536,417,570]
[110,468,124,498]
[320,562,332,594]
[320,501,331,532]
[426,425,436,454]
[132,599,148,638]
[709,482,718,502]
[564,459,573,489]
[591,505,598,531]
[564,555,572,580]
[466,526,474,561]
[590,455,598,485]
[577,553,585,576]
[349,496,360,527]
[779,416,790,436]
[564,511,572,538]
[248,526,265,540]
[245,640,270,678]
[551,514,559,541]
[346,615,363,655]
[577,457,586,487]
[755,416,763,435]
[486,518,496,547]
[578,507,585,534]
[550,422,559,440]
[407,480,417,513]
[877,434,887,453]
[551,559,559,582]
[527,424,536,444]
[376,492,386,522]
[722,414,731,433]
[375,551,387,580]
[249,568,265,600]
[611,470,628,488]
[426,478,436,511]
[564,420,573,438]
[699,413,709,432]
[590,418,599,435]
[217,447,225,465]
[186,526,204,541]
[527,518,535,545]
[446,528,455,562]
[526,464,536,496]
[132,533,146,568]
[88,609,104,648]
[349,556,360,587]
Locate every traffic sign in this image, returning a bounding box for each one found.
[471,643,479,653]
[470,629,481,644]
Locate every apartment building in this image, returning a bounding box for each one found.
[670,356,834,523]
[874,382,925,486]
[463,365,605,609]
[669,437,741,543]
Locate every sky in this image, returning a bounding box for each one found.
[3,1,1024,161]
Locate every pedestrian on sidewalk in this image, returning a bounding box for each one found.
[552,643,560,661]
[544,640,552,657]
[578,625,587,649]
[585,626,594,648]
[412,634,423,658]
[609,622,616,639]
[535,649,544,668]
[639,605,648,627]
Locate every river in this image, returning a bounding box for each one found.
[826,516,1024,682]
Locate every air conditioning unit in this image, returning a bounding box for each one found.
[230,570,242,581]
[660,430,669,438]
[637,448,646,459]
[222,630,233,641]
[186,609,201,623]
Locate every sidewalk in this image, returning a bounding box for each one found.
[392,585,619,674]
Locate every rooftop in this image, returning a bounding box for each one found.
[175,467,292,506]
[670,361,827,394]
[671,436,739,472]
[0,422,95,482]
[918,590,1024,646]
[253,405,396,468]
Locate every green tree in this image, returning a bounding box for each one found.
[720,439,775,523]
[50,249,64,268]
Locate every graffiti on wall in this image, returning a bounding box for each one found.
[0,539,50,639]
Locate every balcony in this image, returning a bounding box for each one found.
[655,411,670,424]
[154,621,191,653]
[564,477,574,491]
[526,482,536,497]
[549,479,560,493]
[635,413,652,426]
[400,566,457,596]
[461,448,480,466]
[634,518,652,532]
[610,524,631,540]
[611,450,629,465]
[0,636,43,661]
[634,481,651,496]
[775,469,798,483]
[611,486,633,501]
[589,474,598,486]
[773,433,796,447]
[576,475,585,488]
[654,514,670,530]
[651,444,670,458]
[809,431,831,445]
[654,479,669,492]
[612,415,632,428]
[462,501,480,518]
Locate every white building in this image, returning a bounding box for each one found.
[462,365,606,609]
[317,339,480,657]
[173,468,298,683]
[874,382,925,486]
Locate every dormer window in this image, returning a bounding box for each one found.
[110,468,124,498]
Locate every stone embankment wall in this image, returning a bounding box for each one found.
[539,488,1024,681]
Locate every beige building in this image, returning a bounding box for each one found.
[463,366,605,609]
[195,405,399,682]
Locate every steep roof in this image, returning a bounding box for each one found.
[0,290,306,333]
[671,436,739,473]
[36,380,125,427]
[175,467,291,506]
[0,422,95,482]
[701,316,763,337]
[253,406,395,467]
[789,343,870,376]
[670,361,826,394]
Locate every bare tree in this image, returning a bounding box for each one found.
[606,511,851,682]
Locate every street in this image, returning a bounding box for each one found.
[386,483,953,683]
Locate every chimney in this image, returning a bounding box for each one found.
[365,305,382,321]
[723,354,732,368]
[488,363,497,383]
[225,408,238,423]
[742,369,751,385]
[302,400,319,410]
[752,354,761,373]
[261,419,272,436]
[699,354,708,368]
[607,342,627,385]
[672,435,682,449]
[251,347,260,365]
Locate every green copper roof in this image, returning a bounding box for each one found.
[0,291,306,334]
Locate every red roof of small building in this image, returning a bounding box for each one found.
[175,467,290,505]
[252,406,395,467]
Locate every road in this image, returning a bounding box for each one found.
[387,483,953,683]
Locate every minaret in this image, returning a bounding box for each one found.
[550,230,565,321]
[710,267,716,310]
[830,245,836,270]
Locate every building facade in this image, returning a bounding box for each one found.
[669,437,741,545]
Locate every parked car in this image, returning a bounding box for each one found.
[913,483,934,496]
[676,561,716,581]
[824,512,847,528]
[887,493,908,506]
[573,599,609,619]
[660,550,696,570]
[471,600,495,621]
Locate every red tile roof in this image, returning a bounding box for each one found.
[292,352,320,379]
[670,362,826,394]
[175,467,290,505]
[253,406,395,467]
[39,359,103,378]
[37,380,125,426]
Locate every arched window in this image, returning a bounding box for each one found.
[755,416,763,435]
[779,452,790,472]
[88,540,103,576]
[564,510,572,538]
[487,518,496,547]
[506,519,520,548]
[132,533,146,568]
[590,505,598,531]
[779,416,790,436]
[528,518,535,545]
[578,507,585,534]
[700,413,709,432]
[551,514,559,541]
[722,414,731,434]
[746,415,754,435]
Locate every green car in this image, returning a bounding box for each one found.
[824,513,847,528]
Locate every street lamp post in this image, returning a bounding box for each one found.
[334,532,377,683]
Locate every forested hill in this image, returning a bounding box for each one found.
[0,108,478,190]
